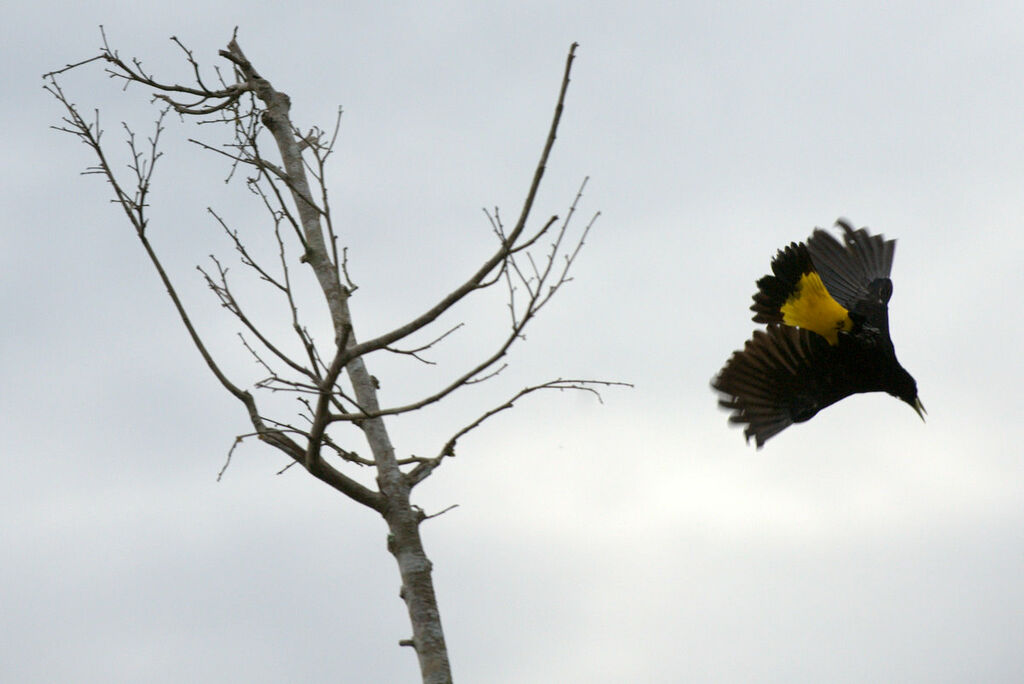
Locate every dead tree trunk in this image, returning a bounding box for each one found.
[46,32,621,684]
[222,39,454,679]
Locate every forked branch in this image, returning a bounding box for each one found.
[336,43,581,367]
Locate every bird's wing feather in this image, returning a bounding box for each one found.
[750,242,812,324]
[712,324,852,447]
[806,219,896,310]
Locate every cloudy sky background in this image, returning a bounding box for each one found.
[4,2,1024,682]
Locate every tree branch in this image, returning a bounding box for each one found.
[44,57,384,514]
[337,43,580,366]
[407,379,631,486]
[331,177,597,423]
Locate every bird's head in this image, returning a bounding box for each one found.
[890,365,926,421]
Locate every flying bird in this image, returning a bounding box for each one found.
[712,219,924,447]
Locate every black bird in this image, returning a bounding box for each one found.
[712,219,924,447]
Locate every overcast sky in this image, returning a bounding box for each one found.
[4,2,1024,682]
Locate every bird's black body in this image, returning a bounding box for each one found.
[713,219,923,447]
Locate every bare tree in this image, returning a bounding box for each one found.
[45,29,623,684]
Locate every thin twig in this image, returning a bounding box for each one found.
[218,432,259,481]
[407,378,631,486]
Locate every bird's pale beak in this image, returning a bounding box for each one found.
[913,396,927,422]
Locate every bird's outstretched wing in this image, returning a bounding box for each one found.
[749,239,853,345]
[750,241,813,325]
[712,324,853,447]
[806,218,896,311]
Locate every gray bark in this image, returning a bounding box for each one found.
[224,41,453,682]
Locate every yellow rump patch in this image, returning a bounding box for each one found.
[780,272,852,345]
